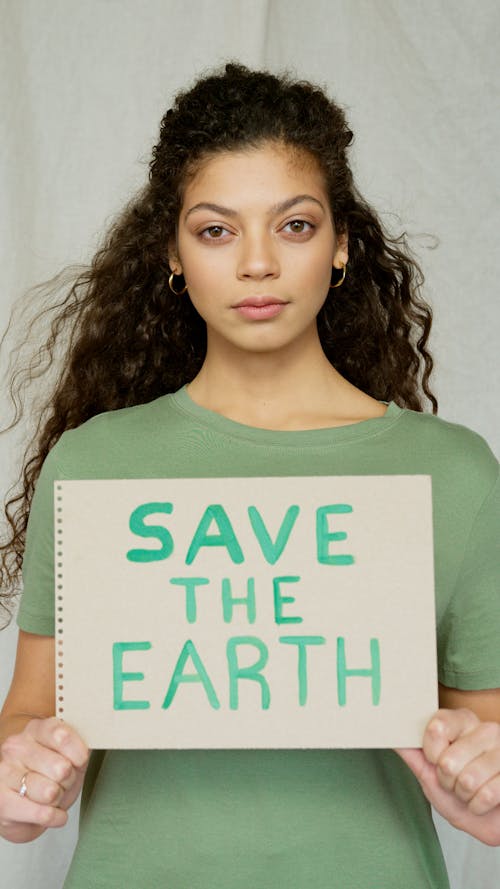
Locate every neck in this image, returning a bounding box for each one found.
[186,332,382,430]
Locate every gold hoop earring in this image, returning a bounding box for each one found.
[168,271,188,295]
[329,262,347,289]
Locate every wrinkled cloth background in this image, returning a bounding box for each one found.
[0,1,499,886]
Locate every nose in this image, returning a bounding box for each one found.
[236,230,280,281]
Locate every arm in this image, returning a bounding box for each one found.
[397,685,500,846]
[438,685,500,722]
[0,630,89,844]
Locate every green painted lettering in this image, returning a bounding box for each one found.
[112,641,151,710]
[170,577,210,622]
[162,640,220,709]
[226,636,270,710]
[222,577,256,623]
[279,635,326,705]
[337,637,381,706]
[316,504,354,566]
[185,505,244,565]
[247,505,300,564]
[126,502,174,563]
[273,576,303,624]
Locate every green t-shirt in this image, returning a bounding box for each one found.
[17,387,500,889]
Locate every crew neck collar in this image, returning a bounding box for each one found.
[169,385,403,448]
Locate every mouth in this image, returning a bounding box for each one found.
[232,296,287,308]
[232,296,289,320]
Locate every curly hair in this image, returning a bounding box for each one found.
[0,60,437,624]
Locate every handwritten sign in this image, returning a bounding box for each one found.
[55,476,437,749]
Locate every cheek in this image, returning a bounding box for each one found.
[185,271,222,315]
[299,253,333,297]
[183,270,223,320]
[181,246,224,289]
[293,235,334,276]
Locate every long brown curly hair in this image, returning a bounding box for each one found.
[0,61,437,624]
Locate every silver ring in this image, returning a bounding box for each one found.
[19,773,29,798]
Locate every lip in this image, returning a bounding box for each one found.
[232,296,287,308]
[233,302,288,320]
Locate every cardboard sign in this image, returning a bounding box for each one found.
[55,476,438,749]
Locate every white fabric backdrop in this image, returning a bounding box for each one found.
[0,1,498,886]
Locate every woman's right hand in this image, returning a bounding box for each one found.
[0,716,89,844]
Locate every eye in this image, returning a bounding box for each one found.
[199,225,230,241]
[282,219,315,235]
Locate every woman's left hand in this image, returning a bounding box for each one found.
[396,708,500,846]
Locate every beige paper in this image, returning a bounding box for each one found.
[55,476,438,749]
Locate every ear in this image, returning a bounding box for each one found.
[167,237,182,275]
[333,230,349,269]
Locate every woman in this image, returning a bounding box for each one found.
[0,62,498,888]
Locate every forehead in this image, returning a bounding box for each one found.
[181,142,327,205]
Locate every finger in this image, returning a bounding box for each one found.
[0,761,65,809]
[436,722,500,794]
[0,786,68,832]
[423,708,480,765]
[451,744,500,803]
[468,772,500,816]
[26,718,89,770]
[394,748,424,775]
[20,744,77,792]
[395,748,440,791]
[1,731,80,791]
[16,770,66,808]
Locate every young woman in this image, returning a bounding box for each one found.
[0,62,498,889]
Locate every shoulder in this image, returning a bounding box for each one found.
[397,408,496,463]
[395,407,498,501]
[41,392,182,478]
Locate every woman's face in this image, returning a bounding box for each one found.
[169,141,348,359]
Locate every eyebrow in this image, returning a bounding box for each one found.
[184,193,326,221]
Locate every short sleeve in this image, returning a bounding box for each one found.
[439,466,500,689]
[16,447,61,636]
